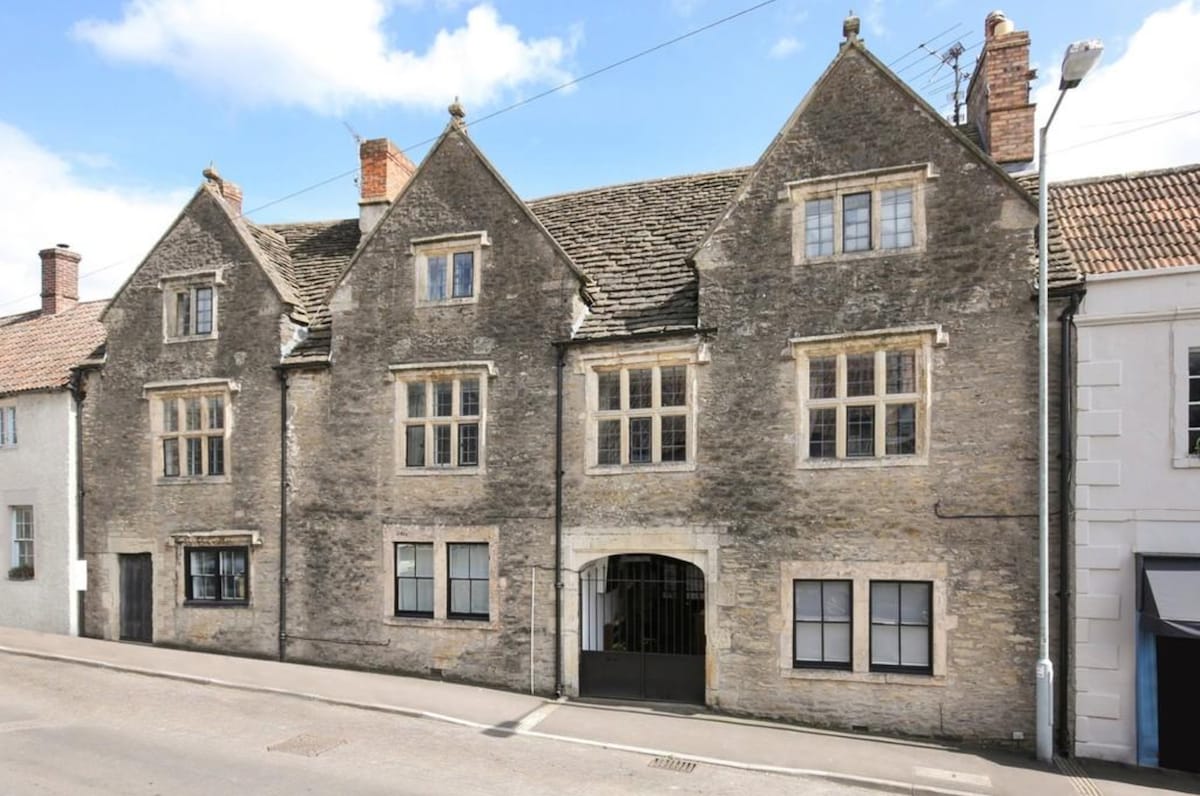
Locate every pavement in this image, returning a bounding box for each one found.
[1,626,1196,796]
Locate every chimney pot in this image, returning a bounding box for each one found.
[966,10,1035,170]
[39,245,82,316]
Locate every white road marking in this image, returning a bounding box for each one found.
[515,702,561,733]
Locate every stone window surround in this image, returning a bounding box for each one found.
[791,326,946,469]
[783,163,935,265]
[168,530,263,608]
[0,404,16,449]
[576,342,709,475]
[410,231,490,308]
[159,269,224,343]
[778,560,950,686]
[390,361,496,476]
[381,524,500,630]
[143,379,239,485]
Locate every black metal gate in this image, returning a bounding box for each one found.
[579,554,705,703]
[119,553,153,643]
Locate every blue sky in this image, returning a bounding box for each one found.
[3,0,1199,309]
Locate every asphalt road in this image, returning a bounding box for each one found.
[0,654,874,795]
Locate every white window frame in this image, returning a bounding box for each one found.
[10,506,33,577]
[382,524,499,628]
[411,231,489,307]
[778,560,948,684]
[0,405,16,448]
[792,326,944,469]
[160,270,223,342]
[391,361,494,476]
[144,380,237,485]
[578,344,706,475]
[784,163,934,265]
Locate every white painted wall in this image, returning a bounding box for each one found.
[1073,265,1200,763]
[0,389,84,634]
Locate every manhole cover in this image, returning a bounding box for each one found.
[268,733,346,757]
[648,757,696,773]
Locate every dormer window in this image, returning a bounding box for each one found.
[160,271,222,341]
[412,232,489,307]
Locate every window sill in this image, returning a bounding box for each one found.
[586,461,697,476]
[183,600,249,608]
[798,456,927,470]
[781,667,945,687]
[394,467,485,477]
[415,296,479,309]
[7,575,35,582]
[163,334,219,344]
[1172,456,1200,469]
[384,615,498,631]
[156,475,232,486]
[795,246,924,267]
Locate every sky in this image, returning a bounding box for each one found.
[2,0,1198,312]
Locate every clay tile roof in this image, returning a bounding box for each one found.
[0,300,107,396]
[1014,173,1084,290]
[528,168,749,339]
[1045,164,1200,276]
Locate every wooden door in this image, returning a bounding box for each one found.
[119,554,153,642]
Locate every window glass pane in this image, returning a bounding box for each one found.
[598,419,621,465]
[629,369,652,409]
[794,623,822,661]
[871,626,900,665]
[450,580,470,614]
[809,408,836,458]
[846,406,875,457]
[460,379,480,416]
[880,187,914,250]
[415,543,433,577]
[192,576,216,600]
[207,396,224,429]
[191,550,216,575]
[163,438,179,476]
[809,357,836,399]
[396,544,416,576]
[427,255,447,300]
[886,351,916,394]
[417,579,434,613]
[433,424,451,465]
[207,436,225,476]
[195,287,213,334]
[1191,429,1200,457]
[407,383,426,419]
[185,398,202,430]
[405,426,425,467]
[901,582,931,624]
[794,581,821,621]
[846,354,875,396]
[660,366,687,407]
[629,417,651,463]
[824,581,851,621]
[449,545,470,578]
[597,372,621,411]
[469,544,488,577]
[470,581,489,615]
[433,382,453,417]
[886,404,916,455]
[1190,404,1200,431]
[186,438,203,475]
[399,579,417,611]
[824,623,851,663]
[1191,349,1200,377]
[452,251,474,298]
[162,399,178,432]
[805,198,834,257]
[871,582,899,623]
[458,423,479,467]
[900,626,930,667]
[175,291,190,336]
[661,415,687,462]
[843,192,871,252]
[1190,375,1200,403]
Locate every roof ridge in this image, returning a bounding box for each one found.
[527,166,751,205]
[1050,163,1200,189]
[0,298,109,326]
[263,218,358,232]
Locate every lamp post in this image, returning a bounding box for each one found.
[1037,38,1103,765]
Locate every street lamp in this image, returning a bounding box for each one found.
[1037,38,1103,765]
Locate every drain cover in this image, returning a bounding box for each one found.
[649,757,696,773]
[268,733,346,757]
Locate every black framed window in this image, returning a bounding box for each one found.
[1189,348,1200,455]
[793,580,851,669]
[447,542,489,620]
[869,580,931,674]
[185,547,247,604]
[395,543,434,617]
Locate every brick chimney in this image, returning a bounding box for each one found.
[359,138,416,234]
[965,11,1038,170]
[202,164,243,216]
[39,244,81,315]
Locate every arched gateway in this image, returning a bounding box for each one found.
[579,554,706,703]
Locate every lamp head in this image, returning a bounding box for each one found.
[1060,40,1103,90]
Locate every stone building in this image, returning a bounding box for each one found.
[81,13,1069,743]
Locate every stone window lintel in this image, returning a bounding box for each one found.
[168,530,262,547]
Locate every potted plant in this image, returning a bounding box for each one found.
[7,564,34,580]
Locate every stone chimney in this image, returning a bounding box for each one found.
[202,164,243,216]
[965,11,1038,170]
[359,138,416,234]
[39,244,81,315]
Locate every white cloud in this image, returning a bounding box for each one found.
[669,0,704,17]
[73,1,575,114]
[1034,1,1200,180]
[863,0,886,38]
[0,122,187,312]
[769,36,801,59]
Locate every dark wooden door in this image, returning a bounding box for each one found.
[119,554,153,642]
[1157,635,1200,773]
